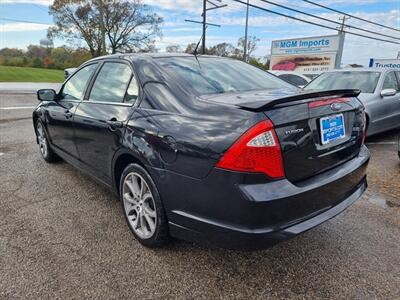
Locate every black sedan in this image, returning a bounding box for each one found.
[33,54,369,250]
[398,136,400,159]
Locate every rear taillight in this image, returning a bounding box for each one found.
[216,120,285,178]
[362,111,367,144]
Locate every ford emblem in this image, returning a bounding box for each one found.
[330,103,342,111]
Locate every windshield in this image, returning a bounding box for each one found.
[305,71,381,94]
[156,57,294,95]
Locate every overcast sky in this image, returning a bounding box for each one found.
[0,0,399,66]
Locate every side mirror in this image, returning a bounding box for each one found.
[380,89,397,97]
[37,89,57,101]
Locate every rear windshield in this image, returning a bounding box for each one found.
[156,57,293,95]
[305,71,381,94]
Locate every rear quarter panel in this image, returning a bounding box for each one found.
[124,103,259,179]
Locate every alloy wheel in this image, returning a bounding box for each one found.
[122,172,157,239]
[37,122,48,158]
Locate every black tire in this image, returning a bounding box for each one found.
[35,120,60,163]
[119,163,170,248]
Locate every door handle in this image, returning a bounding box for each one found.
[106,118,123,130]
[64,111,73,119]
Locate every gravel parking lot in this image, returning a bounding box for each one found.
[1,92,399,299]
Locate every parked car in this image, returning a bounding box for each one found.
[270,71,310,88]
[64,68,77,80]
[33,54,369,250]
[305,68,400,136]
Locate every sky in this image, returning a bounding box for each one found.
[0,0,399,66]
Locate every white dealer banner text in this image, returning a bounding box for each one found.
[271,35,340,56]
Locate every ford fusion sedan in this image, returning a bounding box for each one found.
[33,54,369,250]
[398,136,400,159]
[305,68,400,136]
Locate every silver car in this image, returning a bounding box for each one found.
[270,71,311,88]
[305,68,400,136]
[64,68,77,80]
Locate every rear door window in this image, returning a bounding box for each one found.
[89,62,132,103]
[60,64,98,101]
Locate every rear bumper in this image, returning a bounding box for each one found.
[170,178,366,250]
[161,146,370,250]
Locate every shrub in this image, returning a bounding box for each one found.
[32,58,43,68]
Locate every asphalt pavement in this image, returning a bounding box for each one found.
[0,92,399,299]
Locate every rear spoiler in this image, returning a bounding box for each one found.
[236,89,361,112]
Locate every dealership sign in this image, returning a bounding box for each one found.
[270,53,337,74]
[270,35,343,74]
[271,35,340,55]
[369,58,400,69]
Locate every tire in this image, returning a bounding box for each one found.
[120,163,170,248]
[35,120,60,163]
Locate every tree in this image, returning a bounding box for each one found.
[51,47,70,62]
[27,45,49,59]
[32,58,43,68]
[70,47,93,66]
[104,0,162,54]
[43,57,56,69]
[208,42,235,57]
[184,43,197,54]
[137,44,158,53]
[237,36,260,60]
[248,57,268,70]
[48,0,162,57]
[0,48,24,57]
[49,0,103,57]
[165,45,182,53]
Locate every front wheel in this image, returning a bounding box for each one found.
[120,163,170,248]
[36,121,60,163]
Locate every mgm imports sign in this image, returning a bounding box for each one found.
[270,35,343,74]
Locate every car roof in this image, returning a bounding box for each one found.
[323,68,400,73]
[87,53,224,63]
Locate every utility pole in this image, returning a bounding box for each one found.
[202,0,207,54]
[336,15,349,69]
[338,15,350,33]
[185,0,226,55]
[99,0,106,56]
[243,0,250,62]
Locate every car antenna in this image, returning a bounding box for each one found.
[192,26,207,68]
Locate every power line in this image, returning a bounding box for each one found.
[230,0,400,45]
[0,17,52,26]
[257,0,399,41]
[302,0,400,33]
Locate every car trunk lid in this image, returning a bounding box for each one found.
[236,89,365,182]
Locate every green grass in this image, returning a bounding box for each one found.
[0,66,64,83]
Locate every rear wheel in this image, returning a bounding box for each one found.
[36,121,60,163]
[120,163,170,247]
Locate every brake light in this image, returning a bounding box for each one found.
[308,97,350,108]
[216,120,285,178]
[362,111,367,144]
